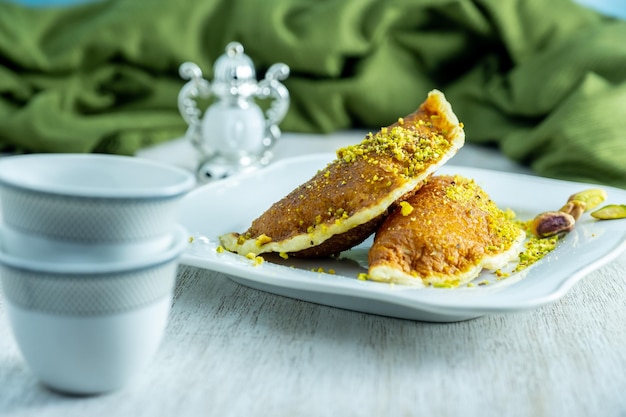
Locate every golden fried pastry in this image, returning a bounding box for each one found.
[368,175,526,287]
[220,89,465,257]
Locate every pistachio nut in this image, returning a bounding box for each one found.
[530,211,576,238]
[559,200,586,221]
[568,189,607,212]
[590,204,626,220]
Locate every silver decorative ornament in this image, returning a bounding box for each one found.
[177,42,290,181]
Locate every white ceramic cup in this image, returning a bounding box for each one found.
[0,225,188,395]
[0,154,195,262]
[0,222,176,264]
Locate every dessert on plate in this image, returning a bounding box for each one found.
[368,175,526,287]
[220,89,465,257]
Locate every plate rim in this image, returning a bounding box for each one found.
[178,153,626,319]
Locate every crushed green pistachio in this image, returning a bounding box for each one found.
[433,279,461,288]
[514,235,559,273]
[245,252,265,266]
[255,234,272,246]
[445,175,522,254]
[399,201,414,216]
[357,273,369,281]
[335,123,452,179]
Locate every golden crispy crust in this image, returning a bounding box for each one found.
[220,90,465,257]
[368,175,526,287]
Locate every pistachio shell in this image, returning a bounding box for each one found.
[568,189,607,212]
[559,200,586,220]
[590,205,626,220]
[530,211,576,238]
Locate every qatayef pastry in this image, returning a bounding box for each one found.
[368,175,526,287]
[220,89,465,257]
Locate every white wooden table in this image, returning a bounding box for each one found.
[1,132,625,417]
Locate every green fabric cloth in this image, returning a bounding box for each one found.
[1,0,625,188]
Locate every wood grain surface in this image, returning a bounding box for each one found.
[1,252,625,417]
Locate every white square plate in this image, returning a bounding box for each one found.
[178,153,626,322]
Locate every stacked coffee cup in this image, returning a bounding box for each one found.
[0,154,195,395]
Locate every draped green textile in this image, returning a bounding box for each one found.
[1,0,625,188]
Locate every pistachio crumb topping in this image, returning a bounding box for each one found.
[255,234,272,247]
[445,175,522,254]
[399,201,414,216]
[357,273,369,281]
[335,123,452,179]
[432,279,461,288]
[514,235,559,273]
[244,252,264,265]
[494,269,509,278]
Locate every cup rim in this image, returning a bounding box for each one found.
[0,154,196,200]
[0,225,189,275]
